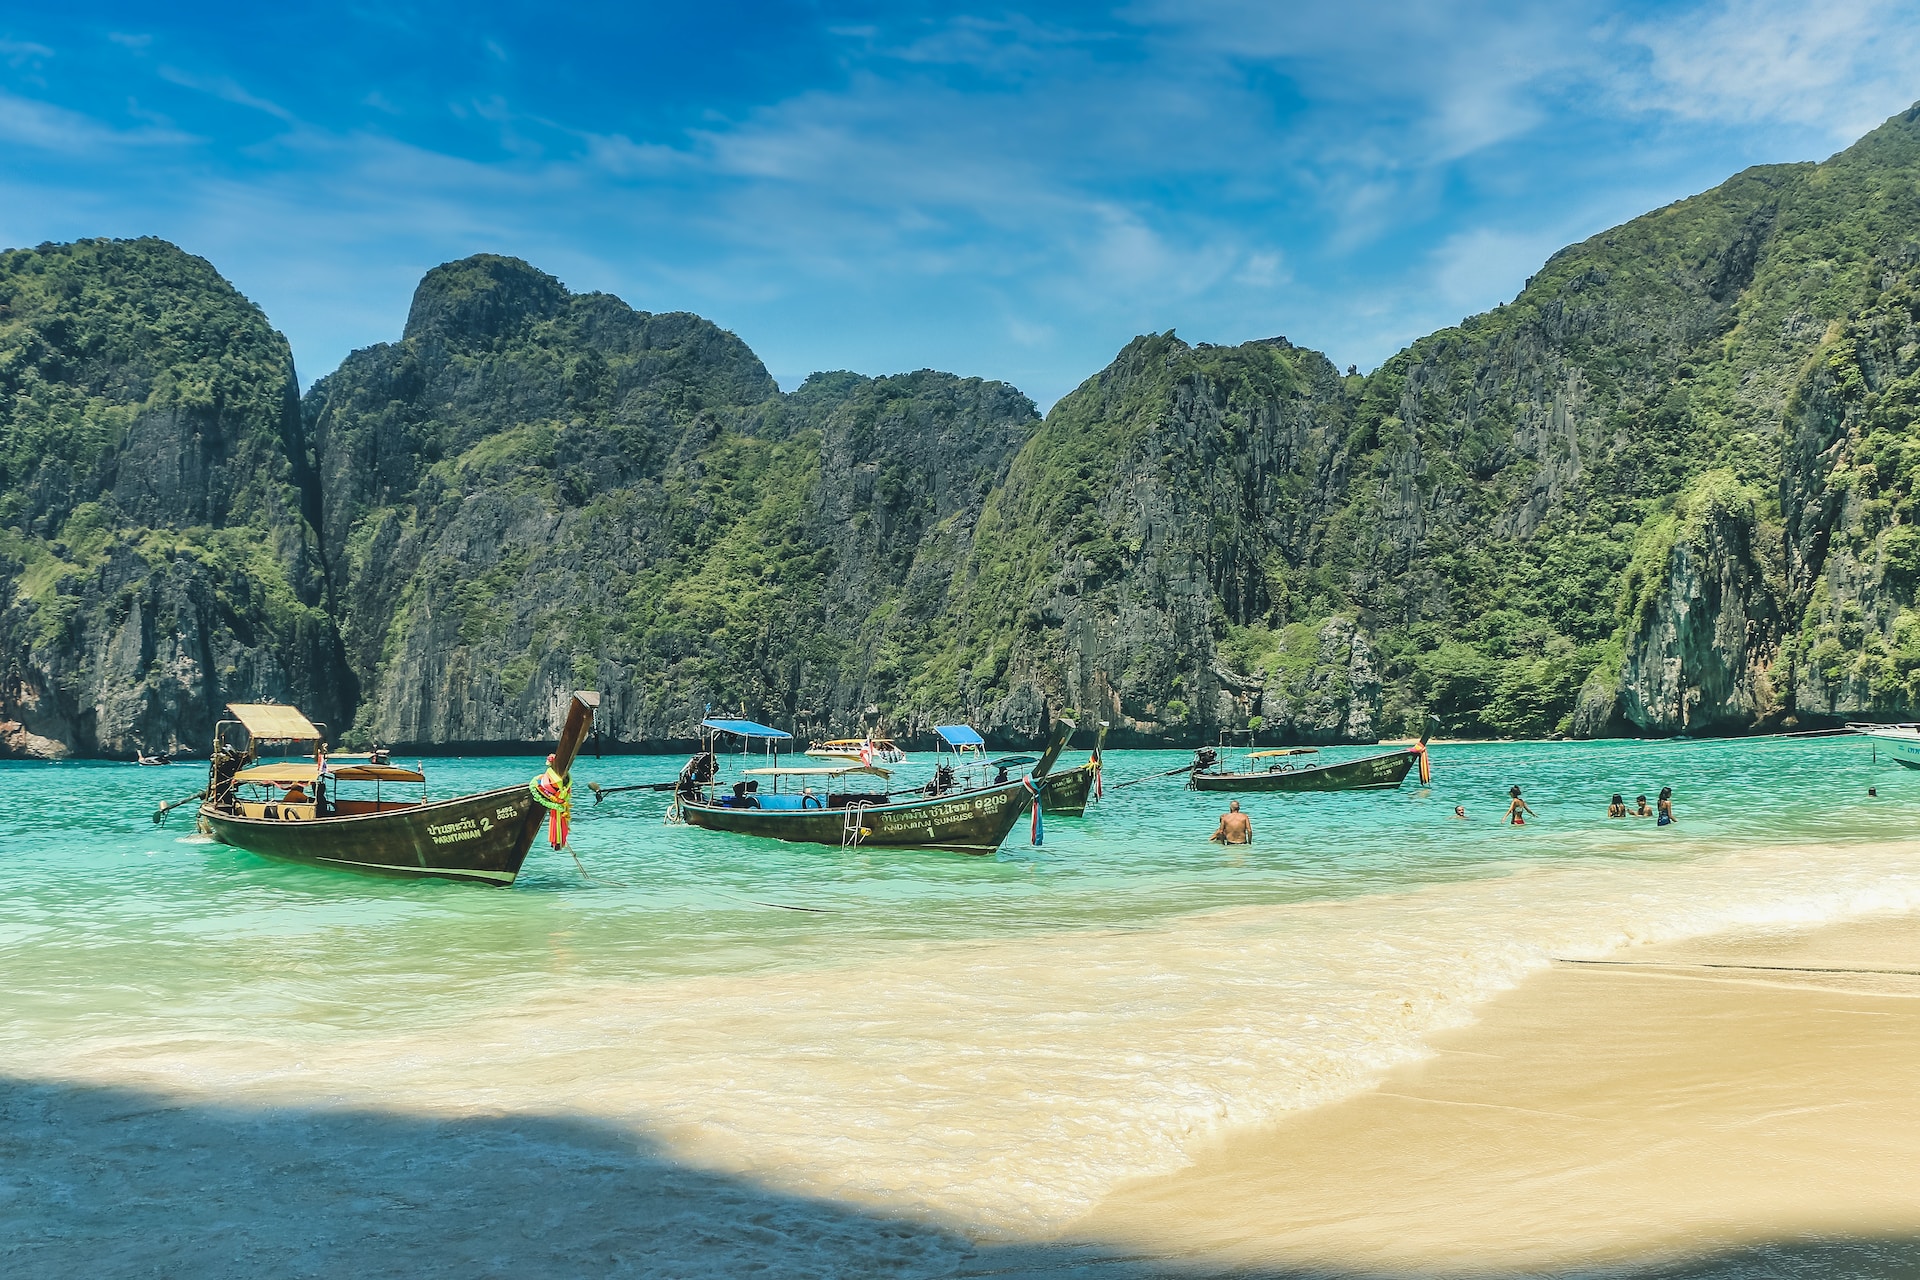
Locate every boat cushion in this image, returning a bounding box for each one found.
[755,793,825,810]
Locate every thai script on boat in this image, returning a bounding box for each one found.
[427,816,484,845]
[872,793,1005,832]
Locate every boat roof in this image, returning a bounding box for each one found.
[1249,748,1319,758]
[812,737,897,747]
[989,755,1037,767]
[334,763,427,782]
[232,761,426,785]
[701,718,792,740]
[935,725,985,747]
[227,703,320,741]
[742,764,892,778]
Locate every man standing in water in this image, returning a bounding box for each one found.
[1211,800,1253,844]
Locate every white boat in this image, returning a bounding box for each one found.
[1852,723,1920,768]
[803,737,906,765]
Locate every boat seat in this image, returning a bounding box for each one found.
[756,794,825,810]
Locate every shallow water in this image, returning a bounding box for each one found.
[5,735,1919,1234]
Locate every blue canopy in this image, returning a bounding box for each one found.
[701,718,792,740]
[934,725,985,747]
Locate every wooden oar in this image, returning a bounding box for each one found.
[152,789,207,824]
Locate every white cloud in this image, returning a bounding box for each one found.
[1626,0,1920,141]
[157,65,297,124]
[0,38,54,65]
[0,88,193,150]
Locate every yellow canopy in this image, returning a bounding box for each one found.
[232,761,320,786]
[1249,748,1318,759]
[332,763,425,783]
[232,761,425,786]
[227,703,320,741]
[743,764,892,779]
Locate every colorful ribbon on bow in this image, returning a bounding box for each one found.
[1410,741,1431,786]
[1020,775,1043,846]
[530,764,573,848]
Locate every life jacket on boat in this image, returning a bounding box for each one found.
[529,765,572,848]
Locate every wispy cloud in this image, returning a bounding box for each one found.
[2,3,1917,409]
[0,87,193,151]
[156,65,297,124]
[1625,0,1920,141]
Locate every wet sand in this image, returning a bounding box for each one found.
[1068,912,1920,1275]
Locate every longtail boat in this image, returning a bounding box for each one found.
[1190,723,1432,793]
[675,717,1072,854]
[196,692,598,885]
[1035,719,1107,816]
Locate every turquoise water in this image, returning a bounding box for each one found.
[6,735,1920,1233]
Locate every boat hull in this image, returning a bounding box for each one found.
[201,785,545,885]
[1861,729,1920,769]
[680,779,1029,854]
[1191,748,1418,793]
[1038,763,1096,816]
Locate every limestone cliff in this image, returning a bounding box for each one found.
[11,102,1920,756]
[0,239,348,758]
[305,256,1038,747]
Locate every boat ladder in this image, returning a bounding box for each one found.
[842,802,869,848]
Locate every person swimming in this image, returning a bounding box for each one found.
[1210,800,1252,845]
[1657,786,1675,826]
[1452,805,1467,819]
[1607,793,1627,818]
[1505,785,1535,826]
[1633,795,1653,818]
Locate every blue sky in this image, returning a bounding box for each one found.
[2,2,1918,409]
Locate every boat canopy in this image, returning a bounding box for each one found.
[1249,748,1319,759]
[232,761,426,785]
[742,764,891,779]
[333,763,426,782]
[701,718,792,740]
[227,703,320,742]
[935,725,985,747]
[232,761,320,786]
[989,755,1037,767]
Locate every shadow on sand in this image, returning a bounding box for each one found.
[4,1074,1917,1279]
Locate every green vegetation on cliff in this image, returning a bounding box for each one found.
[0,238,346,756]
[8,102,1920,755]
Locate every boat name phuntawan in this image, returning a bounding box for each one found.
[427,817,483,844]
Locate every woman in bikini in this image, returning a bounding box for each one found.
[1505,785,1535,825]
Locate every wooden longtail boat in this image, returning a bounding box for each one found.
[677,718,1073,854]
[1036,719,1108,816]
[197,692,598,885]
[1190,724,1432,793]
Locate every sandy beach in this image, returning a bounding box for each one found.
[1068,911,1920,1276]
[9,906,1920,1278]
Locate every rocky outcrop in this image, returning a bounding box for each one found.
[920,334,1370,745]
[1602,476,1787,735]
[305,257,1038,748]
[0,239,349,758]
[1778,256,1920,720]
[10,105,1920,755]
